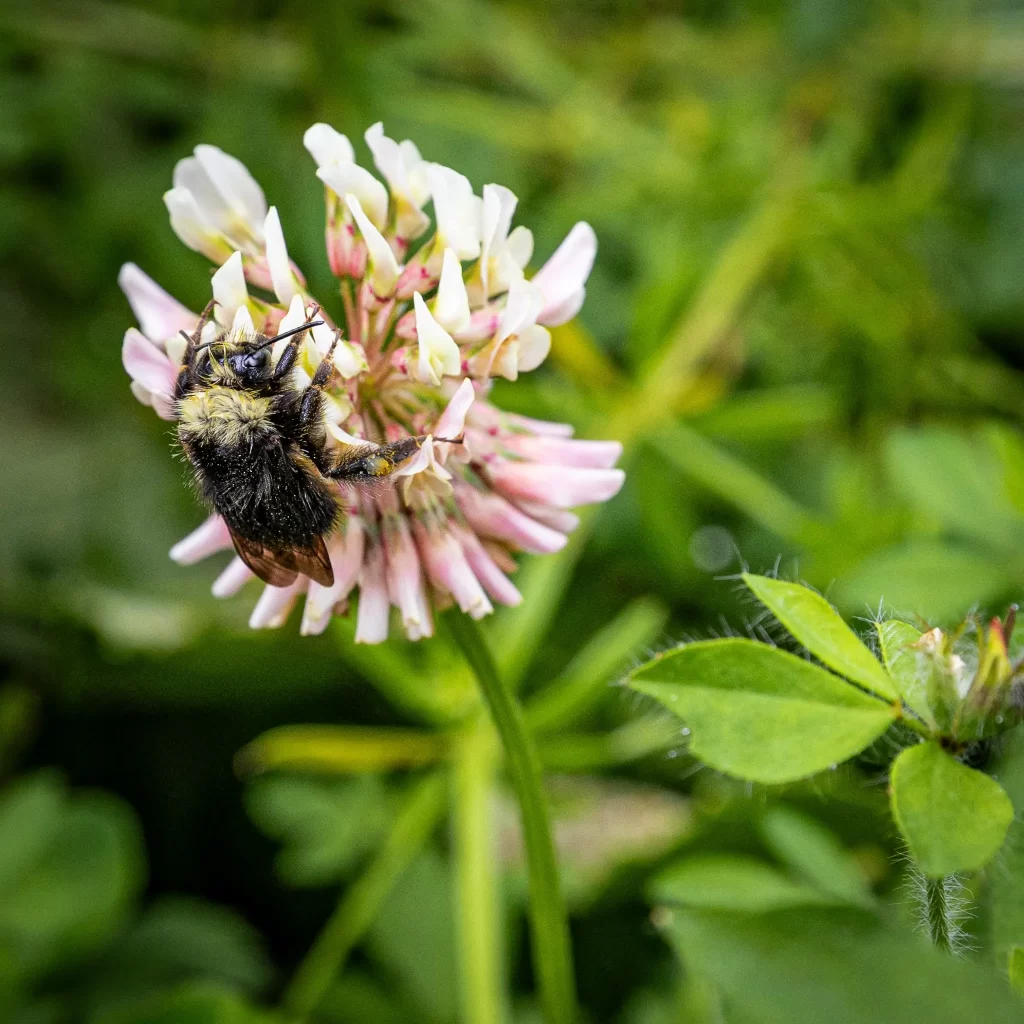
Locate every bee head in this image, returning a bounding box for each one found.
[194,336,272,385]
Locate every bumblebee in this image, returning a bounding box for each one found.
[174,302,454,589]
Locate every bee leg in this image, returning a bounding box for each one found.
[298,332,340,428]
[174,298,218,399]
[271,303,321,381]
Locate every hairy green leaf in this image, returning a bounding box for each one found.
[890,741,1014,876]
[875,619,931,721]
[744,575,896,699]
[628,639,896,783]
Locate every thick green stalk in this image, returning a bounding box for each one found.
[283,772,446,1020]
[448,614,577,1024]
[453,721,506,1024]
[924,876,957,954]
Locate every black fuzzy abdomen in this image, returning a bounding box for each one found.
[184,433,339,548]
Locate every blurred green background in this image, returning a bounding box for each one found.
[3,0,1024,1021]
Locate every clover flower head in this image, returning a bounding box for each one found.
[120,123,623,643]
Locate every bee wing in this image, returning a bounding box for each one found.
[229,530,300,588]
[229,528,335,589]
[289,533,335,589]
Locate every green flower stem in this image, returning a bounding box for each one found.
[448,613,577,1024]
[283,771,446,1021]
[453,720,506,1024]
[925,876,956,954]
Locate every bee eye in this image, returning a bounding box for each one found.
[230,349,270,375]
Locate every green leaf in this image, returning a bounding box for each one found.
[890,741,1014,876]
[1008,948,1024,996]
[650,854,833,912]
[885,426,1023,551]
[244,776,389,887]
[90,982,280,1024]
[93,897,273,999]
[875,619,931,721]
[760,806,875,908]
[832,541,1016,623]
[988,726,1024,968]
[367,852,457,1024]
[628,639,896,783]
[662,908,1024,1024]
[743,574,896,700]
[0,779,145,981]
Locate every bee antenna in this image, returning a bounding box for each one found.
[253,319,325,351]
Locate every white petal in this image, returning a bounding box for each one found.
[517,324,551,372]
[118,263,196,343]
[303,123,355,167]
[365,122,411,199]
[317,163,389,228]
[537,287,586,328]
[231,304,256,337]
[413,292,461,385]
[346,193,399,298]
[496,279,544,344]
[211,251,249,324]
[193,144,267,233]
[433,377,476,441]
[433,248,471,333]
[172,158,232,233]
[272,295,309,364]
[163,187,231,262]
[264,207,298,305]
[427,163,481,261]
[532,222,596,325]
[506,225,534,268]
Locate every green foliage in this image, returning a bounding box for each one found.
[650,854,838,912]
[890,741,1014,877]
[662,908,1024,1024]
[3,0,1024,1020]
[245,776,390,887]
[759,806,875,909]
[742,575,896,699]
[628,639,896,783]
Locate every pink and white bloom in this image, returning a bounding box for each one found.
[120,122,620,643]
[531,222,597,326]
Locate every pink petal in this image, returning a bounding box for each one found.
[384,516,434,640]
[512,500,580,534]
[118,263,197,342]
[412,520,492,620]
[355,540,390,644]
[536,288,585,328]
[150,392,177,420]
[123,328,179,397]
[488,461,625,508]
[503,411,575,438]
[170,516,232,565]
[455,484,567,555]
[501,436,622,468]
[249,579,305,629]
[301,518,365,634]
[433,378,476,442]
[531,222,596,326]
[451,525,522,607]
[212,557,253,597]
